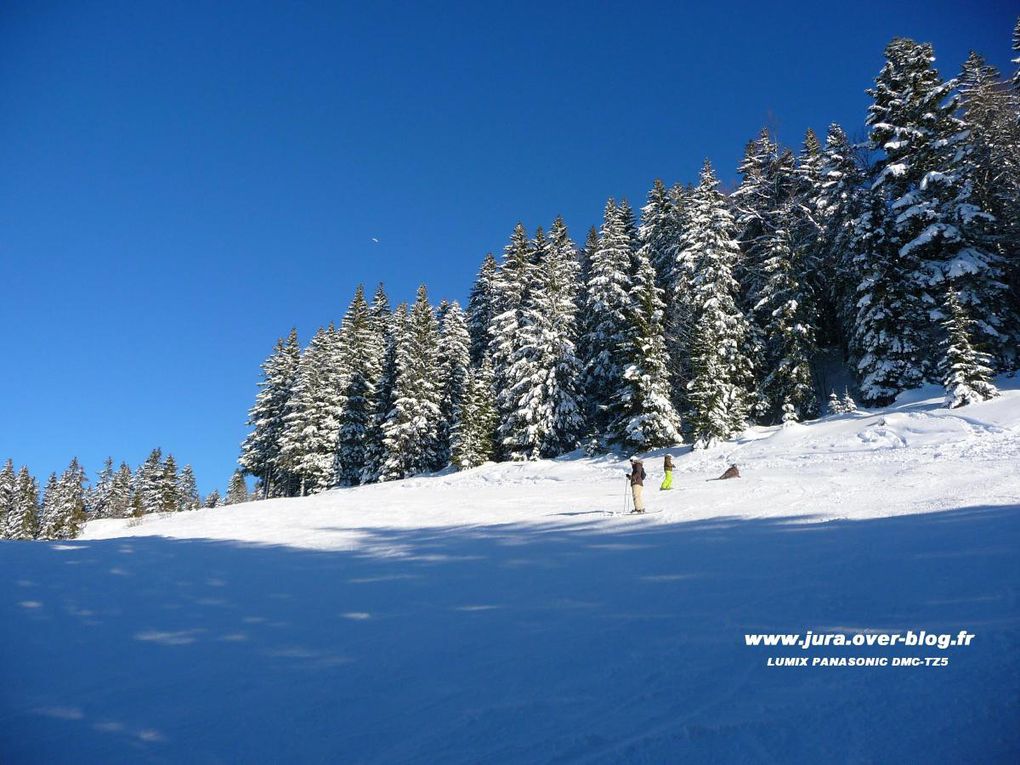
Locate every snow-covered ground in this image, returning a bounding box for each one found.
[3,381,1019,762]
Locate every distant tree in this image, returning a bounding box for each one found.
[87,457,116,519]
[39,459,87,540]
[240,329,301,498]
[224,470,249,505]
[204,489,221,508]
[8,467,41,540]
[160,454,180,513]
[0,459,14,538]
[177,465,201,511]
[378,286,444,480]
[335,286,385,486]
[466,254,499,366]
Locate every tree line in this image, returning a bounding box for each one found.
[0,452,250,541]
[238,27,1020,498]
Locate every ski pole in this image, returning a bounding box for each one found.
[623,476,630,515]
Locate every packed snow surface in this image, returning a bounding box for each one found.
[3,382,1019,762]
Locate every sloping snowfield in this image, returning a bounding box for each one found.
[3,382,1019,763]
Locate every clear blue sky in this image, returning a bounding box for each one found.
[1,1,1016,494]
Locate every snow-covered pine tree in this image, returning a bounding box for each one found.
[752,221,818,423]
[848,179,922,406]
[868,38,1011,371]
[488,223,536,459]
[335,285,384,486]
[378,286,444,480]
[535,217,585,455]
[639,179,682,296]
[160,454,180,513]
[108,462,134,518]
[579,226,598,286]
[204,489,221,508]
[225,470,249,505]
[1013,16,1020,92]
[40,459,87,540]
[610,235,683,450]
[361,291,398,483]
[941,288,999,408]
[240,328,301,499]
[450,357,499,469]
[815,124,869,340]
[841,388,857,412]
[958,51,1020,358]
[0,459,14,538]
[279,325,345,495]
[580,200,634,439]
[8,466,40,539]
[663,183,698,413]
[87,457,115,519]
[136,448,164,513]
[436,300,472,466]
[683,161,755,447]
[177,465,200,511]
[467,254,498,366]
[732,129,795,403]
[827,390,843,415]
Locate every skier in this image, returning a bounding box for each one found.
[661,454,674,490]
[627,458,647,513]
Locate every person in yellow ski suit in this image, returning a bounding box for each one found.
[661,454,674,490]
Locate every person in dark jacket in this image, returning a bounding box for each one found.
[661,454,674,490]
[627,458,647,513]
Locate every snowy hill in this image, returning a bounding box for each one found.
[3,381,1019,763]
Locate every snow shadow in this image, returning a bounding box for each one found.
[2,504,1018,763]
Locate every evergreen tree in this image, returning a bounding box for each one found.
[580,200,634,438]
[335,286,384,485]
[136,448,164,513]
[466,254,498,366]
[279,325,345,495]
[868,38,1010,372]
[225,470,249,505]
[108,462,134,518]
[160,454,180,513]
[683,162,755,447]
[240,328,301,498]
[362,296,400,483]
[88,457,116,519]
[177,465,200,511]
[941,288,999,408]
[827,390,843,416]
[958,51,1020,355]
[8,467,40,540]
[0,459,14,538]
[815,124,869,340]
[639,179,682,295]
[1013,16,1020,92]
[40,459,87,540]
[436,300,472,465]
[610,239,683,450]
[378,286,444,480]
[204,489,221,508]
[841,388,858,412]
[489,223,536,459]
[450,358,498,469]
[752,221,818,423]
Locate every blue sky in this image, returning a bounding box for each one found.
[1,0,1016,494]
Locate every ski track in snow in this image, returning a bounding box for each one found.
[2,381,1019,763]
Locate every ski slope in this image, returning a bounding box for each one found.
[3,381,1019,763]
